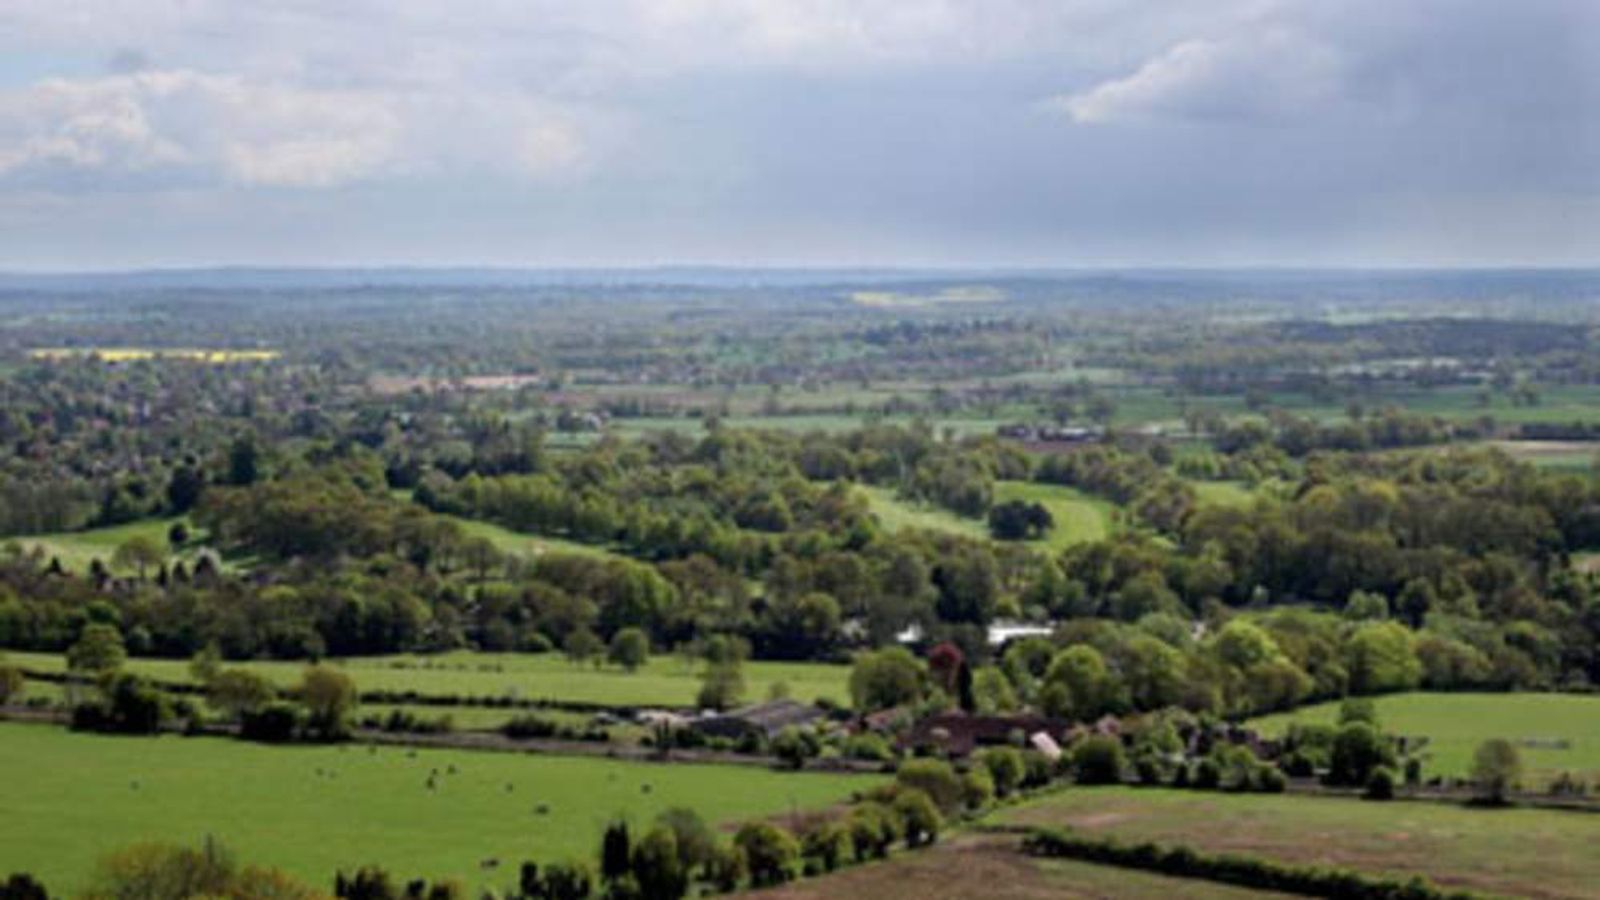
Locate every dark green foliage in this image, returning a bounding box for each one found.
[0,873,48,900]
[1071,736,1127,785]
[733,822,799,888]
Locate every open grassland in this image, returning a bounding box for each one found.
[0,722,874,894]
[443,514,623,561]
[995,786,1600,899]
[858,485,988,540]
[1249,691,1600,785]
[1189,480,1258,508]
[5,649,851,708]
[991,481,1114,549]
[743,834,1290,900]
[862,481,1114,551]
[2,517,222,576]
[28,347,280,363]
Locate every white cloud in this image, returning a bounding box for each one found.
[1056,26,1344,125]
[0,70,402,187]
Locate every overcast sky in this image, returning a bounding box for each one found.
[0,0,1595,270]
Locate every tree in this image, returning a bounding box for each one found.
[895,759,964,814]
[849,646,924,712]
[1343,621,1422,694]
[1470,738,1523,805]
[733,822,799,888]
[112,534,166,581]
[608,627,651,673]
[892,788,941,847]
[208,668,276,721]
[297,665,357,740]
[697,658,745,711]
[977,747,1026,798]
[654,807,716,877]
[84,839,320,900]
[988,500,1053,541]
[0,873,48,900]
[1327,722,1394,787]
[68,623,126,677]
[166,464,205,513]
[563,627,603,667]
[630,826,686,900]
[0,657,24,706]
[1072,735,1127,785]
[1042,645,1117,721]
[227,433,260,486]
[600,820,631,888]
[770,726,819,770]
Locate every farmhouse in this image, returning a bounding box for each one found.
[693,699,827,741]
[900,712,1072,758]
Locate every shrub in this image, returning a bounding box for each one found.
[843,732,894,763]
[1278,750,1314,778]
[1072,736,1127,785]
[1364,767,1397,801]
[799,819,850,873]
[961,766,995,811]
[704,844,744,893]
[1020,750,1055,789]
[629,825,686,900]
[847,803,899,861]
[1327,722,1393,787]
[503,715,559,740]
[1191,758,1221,790]
[1470,738,1523,805]
[893,788,942,847]
[0,873,48,900]
[896,758,964,813]
[771,726,820,770]
[240,703,301,743]
[977,747,1026,797]
[1254,766,1287,793]
[733,822,800,888]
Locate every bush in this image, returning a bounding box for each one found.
[1364,766,1397,801]
[503,715,559,740]
[0,873,48,900]
[1470,738,1523,805]
[1278,750,1315,778]
[843,732,894,763]
[240,703,301,743]
[733,822,799,888]
[537,861,593,900]
[771,726,821,770]
[1133,752,1167,786]
[799,819,851,873]
[896,759,964,813]
[847,803,899,861]
[1327,722,1394,787]
[961,766,995,811]
[1254,766,1288,793]
[1072,736,1127,785]
[976,747,1026,797]
[1020,750,1055,789]
[1191,758,1221,790]
[893,788,942,847]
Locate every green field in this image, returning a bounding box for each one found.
[858,486,988,540]
[442,514,623,561]
[991,481,1114,549]
[1189,480,1257,508]
[6,649,851,709]
[1249,691,1600,785]
[4,518,209,576]
[996,786,1600,899]
[861,481,1113,551]
[0,722,875,893]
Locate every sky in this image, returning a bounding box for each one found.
[0,0,1595,270]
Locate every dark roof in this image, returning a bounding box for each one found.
[695,699,826,738]
[901,712,1072,757]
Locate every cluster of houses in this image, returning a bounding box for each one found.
[632,696,1280,768]
[995,423,1103,444]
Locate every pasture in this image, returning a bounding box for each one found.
[1248,691,1600,785]
[0,722,875,894]
[994,786,1600,899]
[3,517,214,576]
[747,834,1288,900]
[6,649,853,709]
[861,481,1113,551]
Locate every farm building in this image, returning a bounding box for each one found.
[692,699,827,741]
[900,712,1072,758]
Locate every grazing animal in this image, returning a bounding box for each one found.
[480,859,499,870]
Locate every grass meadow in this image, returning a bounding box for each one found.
[6,649,852,709]
[1248,691,1600,785]
[994,785,1600,899]
[861,481,1114,551]
[0,722,875,894]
